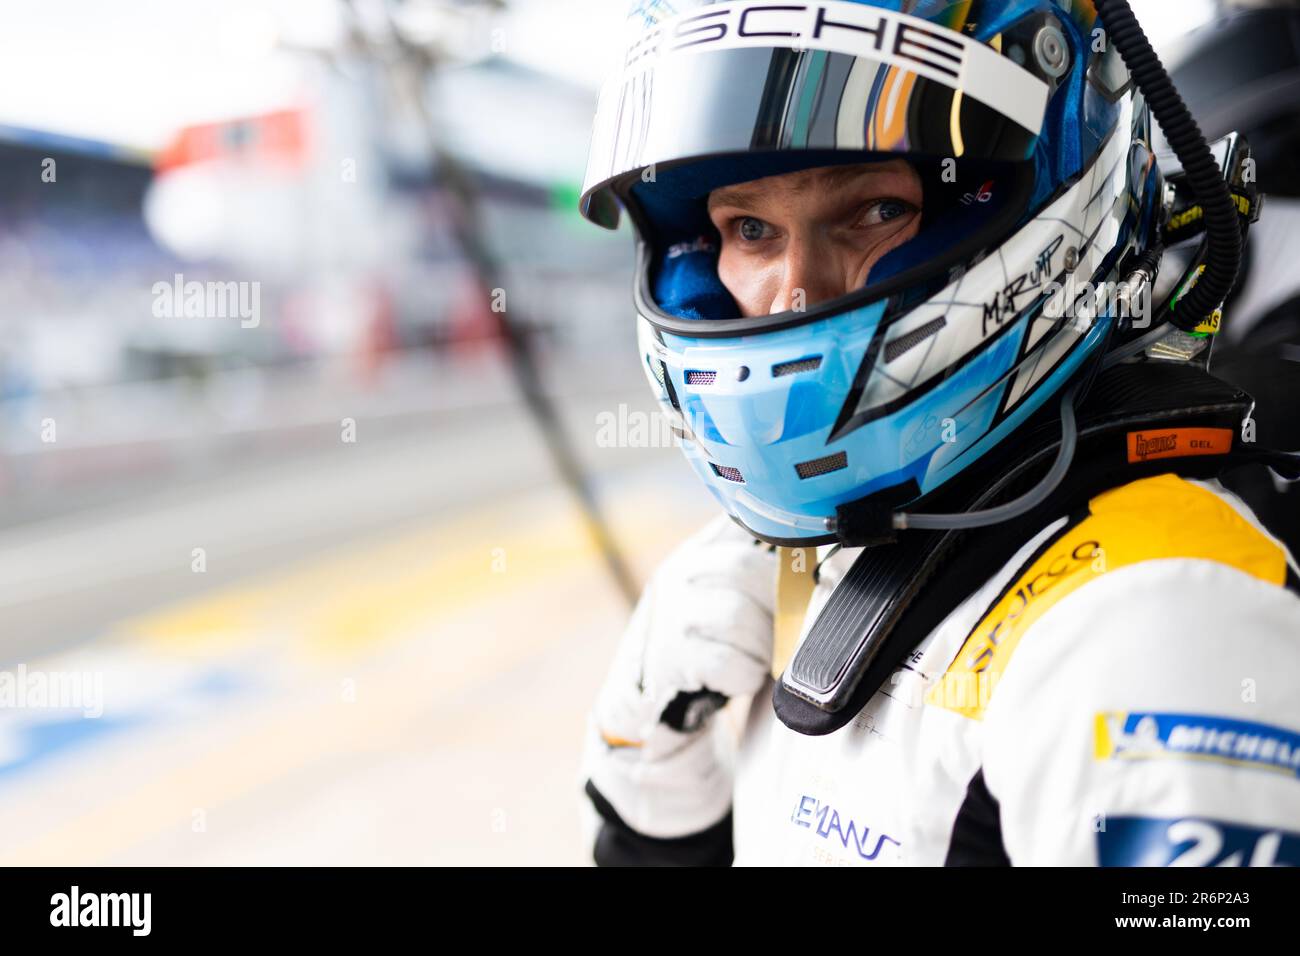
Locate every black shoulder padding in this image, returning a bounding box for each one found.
[945,768,1011,866]
[585,780,733,867]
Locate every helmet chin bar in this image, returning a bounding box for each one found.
[886,375,1086,535]
[726,372,1088,548]
[733,488,836,537]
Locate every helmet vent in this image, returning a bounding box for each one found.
[685,369,718,385]
[795,451,848,480]
[710,463,745,483]
[884,316,947,363]
[647,355,667,387]
[772,356,822,377]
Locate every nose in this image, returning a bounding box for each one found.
[769,239,841,314]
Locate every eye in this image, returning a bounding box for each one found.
[858,199,914,227]
[737,216,772,242]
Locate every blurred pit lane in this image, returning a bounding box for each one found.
[0,0,1204,869]
[0,347,717,865]
[0,0,715,865]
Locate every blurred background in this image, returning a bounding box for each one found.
[0,0,1285,864]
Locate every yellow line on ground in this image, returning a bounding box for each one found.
[0,487,701,865]
[118,487,655,658]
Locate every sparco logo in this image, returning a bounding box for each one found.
[964,539,1101,672]
[1132,432,1179,460]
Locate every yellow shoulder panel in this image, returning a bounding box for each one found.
[927,473,1288,720]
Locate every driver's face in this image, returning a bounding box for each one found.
[707,160,923,317]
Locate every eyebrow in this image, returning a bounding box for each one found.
[707,164,906,210]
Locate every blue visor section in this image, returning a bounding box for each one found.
[646,288,1118,544]
[651,296,968,541]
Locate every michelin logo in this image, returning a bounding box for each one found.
[1098,816,1300,867]
[1095,711,1300,779]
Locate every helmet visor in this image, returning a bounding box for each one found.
[581,0,1057,229]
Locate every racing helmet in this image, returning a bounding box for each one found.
[580,0,1164,545]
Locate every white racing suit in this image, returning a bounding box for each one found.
[581,473,1300,866]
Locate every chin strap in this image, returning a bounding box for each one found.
[772,546,818,680]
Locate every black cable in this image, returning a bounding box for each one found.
[891,373,1088,531]
[428,147,641,608]
[1096,0,1242,329]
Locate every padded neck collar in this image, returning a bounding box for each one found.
[773,361,1275,736]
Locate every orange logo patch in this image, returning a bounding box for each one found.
[1126,427,1231,463]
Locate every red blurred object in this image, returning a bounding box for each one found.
[358,280,398,382]
[155,108,310,173]
[447,276,500,355]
